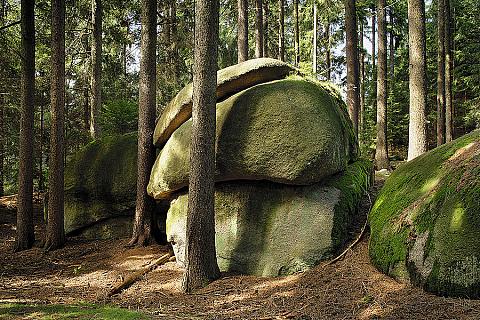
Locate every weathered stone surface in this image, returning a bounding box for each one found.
[153,58,294,147]
[167,160,372,276]
[369,130,480,298]
[148,78,357,199]
[64,133,138,239]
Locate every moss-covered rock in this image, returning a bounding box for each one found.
[167,159,372,276]
[64,133,138,239]
[148,78,357,199]
[369,130,480,297]
[153,58,294,147]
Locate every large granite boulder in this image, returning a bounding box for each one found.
[153,58,295,147]
[148,78,357,200]
[64,133,138,239]
[369,130,480,297]
[167,160,372,276]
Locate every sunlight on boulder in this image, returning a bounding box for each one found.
[450,205,465,232]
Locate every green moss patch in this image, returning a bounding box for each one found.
[0,303,149,319]
[368,130,480,297]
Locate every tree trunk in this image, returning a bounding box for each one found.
[128,0,157,247]
[263,0,269,57]
[359,21,365,139]
[0,96,3,197]
[255,0,263,58]
[39,103,44,192]
[45,0,65,251]
[389,8,394,79]
[375,0,389,170]
[237,0,248,63]
[325,20,331,80]
[170,0,179,79]
[182,0,221,293]
[407,0,427,160]
[313,1,317,76]
[90,0,101,140]
[371,8,376,110]
[445,0,453,142]
[15,0,36,252]
[294,0,299,66]
[436,0,445,146]
[278,0,284,61]
[345,0,360,137]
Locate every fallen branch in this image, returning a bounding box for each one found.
[0,20,21,31]
[326,191,373,266]
[108,252,174,296]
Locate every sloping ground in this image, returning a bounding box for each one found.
[1,179,480,320]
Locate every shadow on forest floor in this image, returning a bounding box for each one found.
[1,177,480,319]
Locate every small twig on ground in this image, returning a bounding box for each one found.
[107,252,174,296]
[326,191,373,266]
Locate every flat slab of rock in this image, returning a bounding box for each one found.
[148,78,357,199]
[64,133,138,238]
[153,58,294,147]
[369,130,480,298]
[166,160,372,276]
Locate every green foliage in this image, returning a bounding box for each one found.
[100,100,138,135]
[0,303,149,319]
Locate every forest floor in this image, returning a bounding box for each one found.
[1,178,480,319]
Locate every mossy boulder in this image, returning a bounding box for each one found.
[64,133,138,239]
[148,78,357,199]
[167,160,372,276]
[153,58,294,147]
[369,130,480,297]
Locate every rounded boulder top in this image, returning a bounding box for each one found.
[153,58,295,147]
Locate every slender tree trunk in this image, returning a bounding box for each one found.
[294,0,299,66]
[389,8,394,79]
[237,0,248,63]
[90,0,101,139]
[255,0,263,58]
[325,20,331,80]
[83,86,90,132]
[39,103,44,192]
[345,0,360,137]
[313,1,317,76]
[375,0,389,170]
[436,0,445,146]
[182,0,221,293]
[129,0,157,247]
[169,0,179,80]
[15,0,35,252]
[359,21,365,139]
[445,0,453,142]
[0,96,4,197]
[263,0,269,57]
[371,9,376,110]
[45,0,65,251]
[407,0,427,160]
[278,0,284,61]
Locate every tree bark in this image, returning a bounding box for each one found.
[294,0,299,66]
[45,0,65,251]
[407,0,427,160]
[345,0,360,137]
[255,0,263,58]
[313,1,317,76]
[0,96,4,197]
[375,0,389,170]
[169,0,179,79]
[182,0,221,293]
[436,0,445,146]
[129,0,157,247]
[15,0,35,252]
[325,20,331,80]
[359,21,365,139]
[371,8,376,110]
[278,0,284,61]
[445,0,453,142]
[39,103,44,192]
[263,0,269,57]
[389,8,394,80]
[237,0,248,63]
[90,0,101,139]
